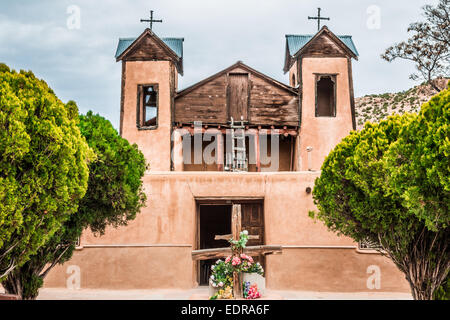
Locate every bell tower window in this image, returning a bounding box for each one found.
[137,84,159,129]
[315,74,336,117]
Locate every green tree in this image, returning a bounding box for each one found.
[434,274,449,300]
[0,64,92,279]
[310,87,449,300]
[3,111,147,299]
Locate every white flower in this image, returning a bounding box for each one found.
[218,282,224,287]
[211,265,215,270]
[242,230,248,235]
[210,275,215,280]
[216,259,222,263]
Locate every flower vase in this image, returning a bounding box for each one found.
[242,273,265,296]
[208,284,220,298]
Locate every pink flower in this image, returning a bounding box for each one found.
[245,284,261,299]
[231,257,241,266]
[239,254,254,263]
[225,256,231,263]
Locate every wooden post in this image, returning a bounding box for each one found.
[254,130,261,172]
[289,135,294,172]
[193,203,283,299]
[231,204,242,299]
[217,133,224,171]
[172,129,184,171]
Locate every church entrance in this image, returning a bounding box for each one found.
[196,200,265,285]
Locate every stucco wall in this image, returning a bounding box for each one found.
[298,57,354,171]
[121,60,173,171]
[267,248,409,292]
[44,172,409,292]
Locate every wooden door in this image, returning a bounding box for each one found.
[228,73,249,121]
[241,202,265,270]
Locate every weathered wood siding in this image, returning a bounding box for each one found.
[175,66,299,127]
[248,75,299,126]
[125,35,175,61]
[229,73,249,121]
[301,33,347,57]
[175,75,228,124]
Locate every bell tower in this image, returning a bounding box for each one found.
[284,25,358,171]
[115,27,184,171]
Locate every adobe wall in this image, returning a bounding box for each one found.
[267,249,409,292]
[44,172,409,292]
[298,57,354,171]
[121,60,173,171]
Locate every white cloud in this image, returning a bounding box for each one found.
[0,0,437,129]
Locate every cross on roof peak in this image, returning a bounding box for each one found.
[140,10,163,31]
[308,8,330,32]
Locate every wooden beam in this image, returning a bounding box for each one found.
[214,234,259,241]
[231,204,241,242]
[231,204,242,299]
[289,135,295,172]
[217,133,224,171]
[180,126,297,137]
[191,245,283,261]
[255,130,261,172]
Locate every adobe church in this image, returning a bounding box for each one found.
[45,14,410,293]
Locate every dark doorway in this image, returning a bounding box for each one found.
[199,205,231,285]
[316,75,336,117]
[197,200,265,285]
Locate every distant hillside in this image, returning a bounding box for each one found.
[355,78,449,130]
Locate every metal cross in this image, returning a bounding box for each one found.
[140,10,163,30]
[308,7,330,31]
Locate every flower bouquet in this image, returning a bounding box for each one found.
[243,281,262,299]
[209,230,266,299]
[209,259,233,299]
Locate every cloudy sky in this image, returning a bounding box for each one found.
[0,0,437,129]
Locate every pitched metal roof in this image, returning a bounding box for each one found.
[285,34,359,57]
[115,37,184,59]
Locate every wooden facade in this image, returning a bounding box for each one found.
[174,62,300,128]
[115,27,358,173]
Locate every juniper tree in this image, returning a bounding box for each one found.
[0,64,92,279]
[310,87,449,300]
[3,111,147,299]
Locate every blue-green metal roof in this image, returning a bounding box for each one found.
[286,34,359,57]
[115,37,184,58]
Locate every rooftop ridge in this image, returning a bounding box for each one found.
[115,35,184,59]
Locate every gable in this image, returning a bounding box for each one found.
[174,62,299,127]
[284,26,358,72]
[116,29,183,74]
[122,34,177,61]
[115,37,183,59]
[300,33,349,57]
